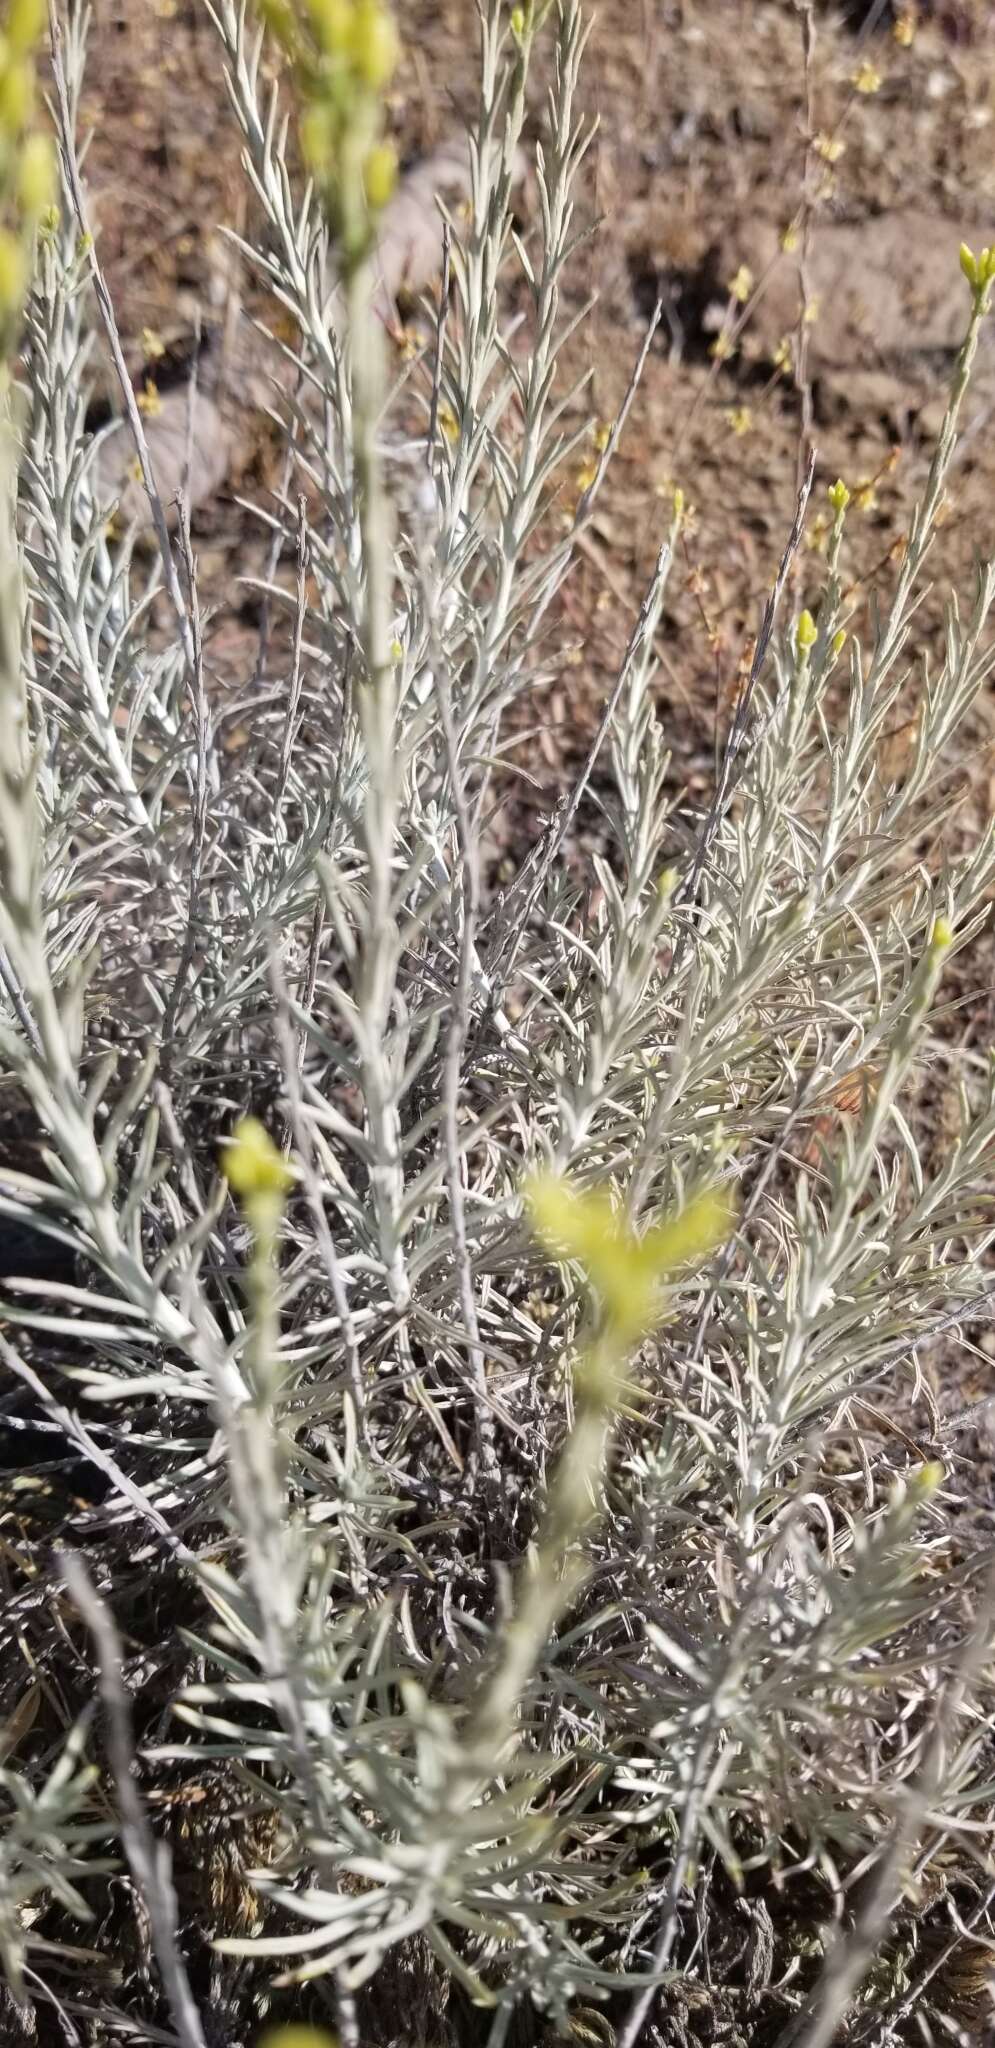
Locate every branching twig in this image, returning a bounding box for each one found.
[59,1555,208,2048]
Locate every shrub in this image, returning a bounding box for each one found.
[1,2,995,2044]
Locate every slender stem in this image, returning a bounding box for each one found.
[59,1555,209,2048]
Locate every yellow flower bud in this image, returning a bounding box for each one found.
[510,5,526,34]
[910,1460,945,1496]
[828,478,850,516]
[814,132,845,164]
[6,0,45,56]
[795,609,817,652]
[348,0,399,87]
[301,101,334,174]
[257,2031,340,2048]
[0,57,33,133]
[221,1117,295,1201]
[930,915,954,952]
[363,139,397,210]
[525,1171,733,1348]
[256,0,298,47]
[305,0,354,55]
[0,228,27,312]
[960,242,979,288]
[831,628,847,657]
[17,130,55,217]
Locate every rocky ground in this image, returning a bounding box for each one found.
[82,0,995,766]
[78,0,995,1173]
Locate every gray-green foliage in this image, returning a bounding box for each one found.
[0,1718,112,2007]
[0,2,994,2043]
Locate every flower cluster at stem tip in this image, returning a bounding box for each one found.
[0,0,56,350]
[256,0,400,270]
[258,2030,338,2048]
[222,1114,295,1241]
[510,0,556,39]
[960,242,995,313]
[525,1172,733,1357]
